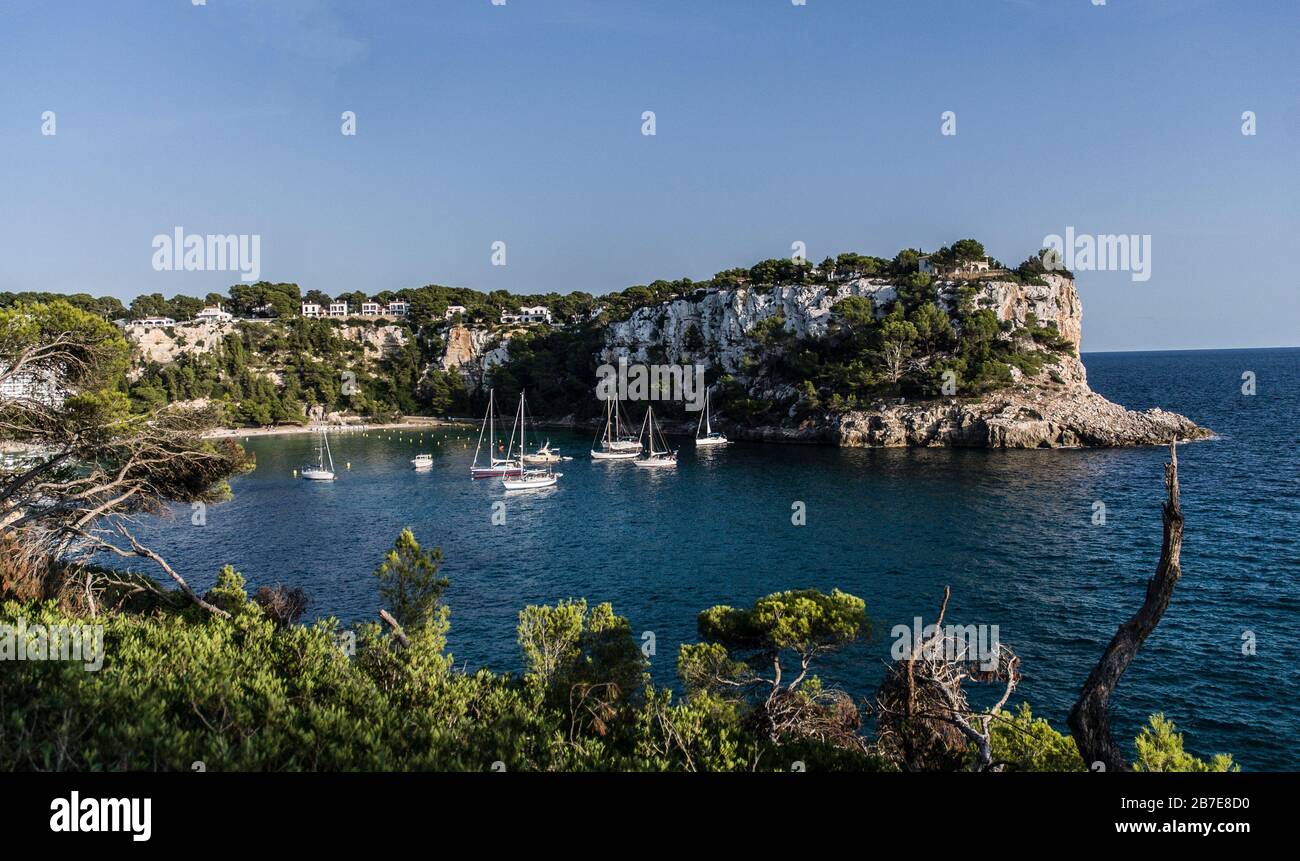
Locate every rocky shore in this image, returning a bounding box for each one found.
[736,384,1211,448]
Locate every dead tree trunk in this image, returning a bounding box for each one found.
[1068,441,1184,771]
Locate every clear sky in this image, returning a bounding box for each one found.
[1,0,1296,351]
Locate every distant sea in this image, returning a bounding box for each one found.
[121,347,1300,770]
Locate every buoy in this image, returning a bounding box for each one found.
[347,462,352,470]
[293,468,298,477]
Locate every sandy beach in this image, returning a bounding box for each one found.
[203,417,473,440]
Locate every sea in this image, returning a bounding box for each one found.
[120,347,1300,770]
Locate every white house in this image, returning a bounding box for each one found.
[328,301,349,318]
[501,305,552,325]
[135,317,175,329]
[444,304,467,320]
[386,301,409,317]
[301,302,322,318]
[360,302,381,316]
[194,305,233,324]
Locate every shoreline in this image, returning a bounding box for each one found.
[204,417,473,440]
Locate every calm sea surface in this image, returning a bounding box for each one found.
[123,348,1300,770]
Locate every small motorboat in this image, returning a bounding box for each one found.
[523,440,565,464]
[411,453,434,470]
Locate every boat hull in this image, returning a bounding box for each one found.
[590,449,638,460]
[472,465,523,479]
[695,436,729,447]
[503,472,561,490]
[301,469,335,481]
[633,457,677,468]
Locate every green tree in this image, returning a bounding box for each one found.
[1133,714,1238,772]
[372,528,449,632]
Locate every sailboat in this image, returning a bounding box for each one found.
[591,398,640,460]
[633,404,677,468]
[502,390,562,490]
[301,427,336,481]
[694,388,729,447]
[471,388,523,479]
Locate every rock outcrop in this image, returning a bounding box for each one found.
[126,320,233,368]
[740,385,1210,448]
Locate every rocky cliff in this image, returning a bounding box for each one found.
[439,273,1210,449]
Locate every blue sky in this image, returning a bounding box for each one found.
[1,0,1296,351]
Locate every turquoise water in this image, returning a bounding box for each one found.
[125,348,1299,770]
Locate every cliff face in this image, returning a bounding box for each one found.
[126,321,233,370]
[600,274,1087,386]
[125,320,409,368]
[440,325,507,391]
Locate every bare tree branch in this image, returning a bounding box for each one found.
[1068,441,1184,772]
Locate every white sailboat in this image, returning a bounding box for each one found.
[633,404,677,468]
[591,398,640,460]
[471,388,523,479]
[301,427,336,481]
[694,388,729,447]
[502,390,562,490]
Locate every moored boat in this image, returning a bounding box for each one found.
[695,388,729,447]
[501,390,560,490]
[591,398,642,459]
[301,427,337,481]
[471,389,524,478]
[633,405,677,468]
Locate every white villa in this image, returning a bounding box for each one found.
[500,305,552,325]
[299,298,409,319]
[444,304,467,320]
[194,305,233,324]
[133,317,176,329]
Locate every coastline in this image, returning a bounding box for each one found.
[203,417,473,440]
